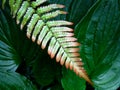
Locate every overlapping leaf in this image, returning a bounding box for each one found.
[2,0,92,84]
[62,68,86,90]
[75,0,120,89]
[0,9,21,71]
[0,71,37,90]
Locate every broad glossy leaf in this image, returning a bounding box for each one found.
[0,71,37,90]
[61,68,86,90]
[0,40,20,71]
[0,9,21,71]
[75,0,120,89]
[75,0,101,73]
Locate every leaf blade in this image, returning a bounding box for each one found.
[75,0,120,89]
[0,71,37,90]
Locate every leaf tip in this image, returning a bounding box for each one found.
[26,32,31,39]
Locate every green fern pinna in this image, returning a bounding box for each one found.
[2,0,93,85]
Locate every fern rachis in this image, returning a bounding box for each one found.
[2,0,93,85]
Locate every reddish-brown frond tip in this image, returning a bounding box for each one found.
[78,70,93,86]
[57,4,65,8]
[62,56,93,85]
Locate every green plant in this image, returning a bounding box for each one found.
[1,0,92,84]
[0,0,120,90]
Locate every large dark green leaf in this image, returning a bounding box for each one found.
[0,40,20,71]
[0,9,21,71]
[75,0,101,73]
[0,71,37,90]
[61,68,86,90]
[75,0,120,89]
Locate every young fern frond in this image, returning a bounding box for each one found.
[2,0,93,85]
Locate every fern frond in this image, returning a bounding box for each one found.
[37,4,64,14]
[31,0,47,8]
[46,21,73,27]
[2,0,93,85]
[12,0,22,17]
[41,10,67,20]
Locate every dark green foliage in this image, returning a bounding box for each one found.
[33,51,62,86]
[61,68,86,90]
[0,0,120,90]
[66,0,97,26]
[0,71,37,90]
[0,8,21,71]
[75,0,120,89]
[6,0,89,84]
[0,1,63,89]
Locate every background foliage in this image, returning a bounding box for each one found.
[0,0,120,90]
